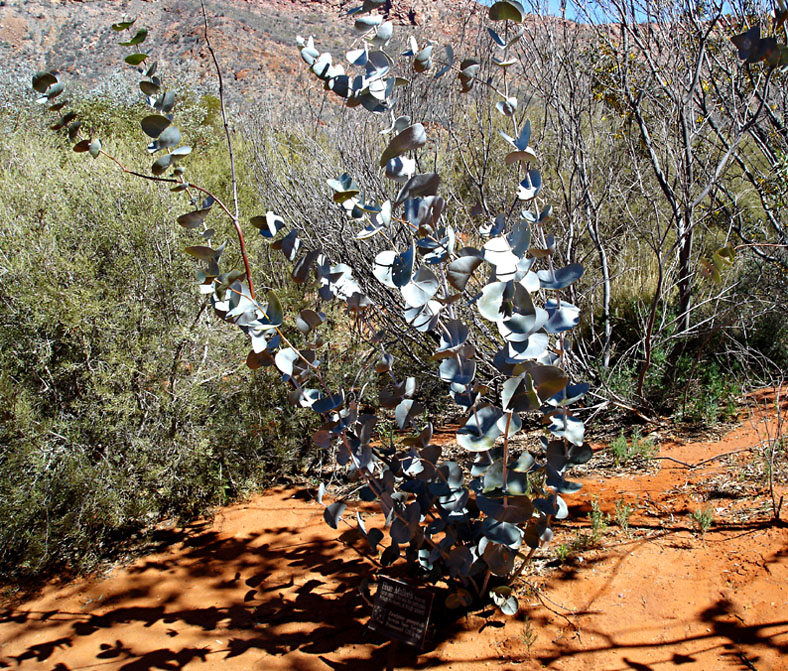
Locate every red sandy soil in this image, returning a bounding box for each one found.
[2,398,786,671]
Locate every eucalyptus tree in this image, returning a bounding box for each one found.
[287,0,593,610]
[32,0,594,614]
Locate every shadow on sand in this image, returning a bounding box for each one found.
[1,490,786,671]
[0,491,480,671]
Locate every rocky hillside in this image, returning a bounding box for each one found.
[1,0,481,105]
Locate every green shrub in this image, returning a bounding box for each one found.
[614,498,634,535]
[0,105,310,580]
[610,428,657,465]
[691,505,714,537]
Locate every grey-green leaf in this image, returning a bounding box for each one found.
[483,542,515,577]
[482,518,523,549]
[498,594,519,616]
[439,356,476,386]
[140,114,171,138]
[111,18,137,31]
[489,0,525,22]
[326,173,359,203]
[488,28,506,47]
[478,281,516,322]
[434,320,469,357]
[395,398,424,429]
[312,392,345,414]
[32,71,58,93]
[394,173,440,206]
[371,20,393,47]
[297,309,324,334]
[496,97,518,117]
[379,123,426,167]
[184,245,218,262]
[545,300,580,333]
[41,82,64,101]
[354,15,382,32]
[501,376,540,413]
[125,53,148,66]
[120,28,148,46]
[517,169,542,200]
[547,382,590,407]
[458,59,480,93]
[548,414,585,446]
[266,290,283,326]
[250,212,285,239]
[156,91,176,114]
[434,45,455,79]
[140,80,160,96]
[447,254,482,291]
[152,154,173,176]
[414,45,434,72]
[457,405,503,452]
[292,250,320,284]
[177,208,210,229]
[274,348,299,378]
[375,352,394,373]
[156,125,181,150]
[373,243,414,289]
[537,263,584,290]
[323,501,346,529]
[401,266,439,308]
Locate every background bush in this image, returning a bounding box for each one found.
[0,102,314,580]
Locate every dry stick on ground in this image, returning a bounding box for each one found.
[651,447,757,470]
[534,588,581,636]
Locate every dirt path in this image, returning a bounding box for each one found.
[2,410,786,671]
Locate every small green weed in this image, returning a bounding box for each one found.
[521,614,538,654]
[610,428,657,465]
[614,498,634,535]
[674,357,740,426]
[610,433,629,464]
[554,498,612,563]
[589,497,610,541]
[691,505,714,537]
[567,497,610,556]
[375,419,399,449]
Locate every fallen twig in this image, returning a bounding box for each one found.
[653,446,754,469]
[534,588,581,635]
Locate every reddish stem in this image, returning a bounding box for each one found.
[99,149,255,299]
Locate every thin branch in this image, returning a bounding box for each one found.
[99,149,178,184]
[99,148,240,243]
[200,0,254,299]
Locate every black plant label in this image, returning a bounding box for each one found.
[368,576,434,648]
